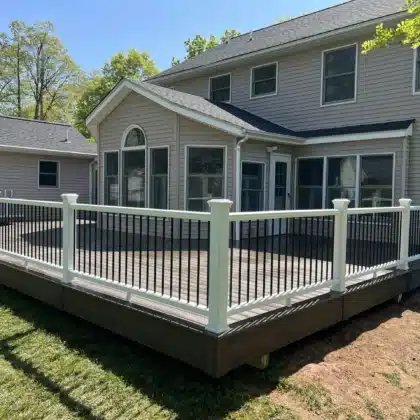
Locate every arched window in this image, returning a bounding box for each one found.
[124,127,146,148]
[121,125,146,207]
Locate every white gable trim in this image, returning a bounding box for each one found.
[0,144,96,158]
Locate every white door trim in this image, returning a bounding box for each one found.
[269,153,292,235]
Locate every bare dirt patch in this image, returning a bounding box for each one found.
[268,291,420,419]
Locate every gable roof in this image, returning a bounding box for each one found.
[152,0,405,81]
[87,79,413,145]
[0,115,97,158]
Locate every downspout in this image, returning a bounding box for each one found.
[401,134,409,199]
[235,135,248,241]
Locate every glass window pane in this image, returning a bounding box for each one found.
[188,148,224,174]
[151,176,168,209]
[211,88,230,102]
[298,159,323,187]
[122,150,145,207]
[297,187,323,209]
[327,156,356,207]
[241,162,264,211]
[253,79,276,96]
[151,148,168,175]
[105,177,118,206]
[211,74,230,91]
[188,199,207,212]
[105,152,118,176]
[40,161,57,174]
[253,64,277,82]
[125,128,145,147]
[360,155,393,207]
[39,174,57,187]
[324,74,355,103]
[324,46,356,77]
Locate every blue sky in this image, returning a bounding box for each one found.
[1,0,340,72]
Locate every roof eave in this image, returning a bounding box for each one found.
[246,130,305,145]
[87,79,246,138]
[0,144,97,158]
[151,11,408,84]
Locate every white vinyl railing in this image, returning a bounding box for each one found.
[0,195,419,333]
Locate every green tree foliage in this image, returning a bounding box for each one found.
[172,29,241,66]
[74,49,159,139]
[363,1,420,53]
[0,20,81,121]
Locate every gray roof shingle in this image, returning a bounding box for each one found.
[0,115,97,156]
[133,81,414,139]
[134,81,298,135]
[153,0,405,80]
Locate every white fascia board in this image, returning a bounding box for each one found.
[304,126,412,145]
[246,130,304,145]
[0,144,96,158]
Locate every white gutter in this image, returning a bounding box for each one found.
[0,144,97,158]
[235,135,248,241]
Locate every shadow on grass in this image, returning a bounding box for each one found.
[0,285,419,419]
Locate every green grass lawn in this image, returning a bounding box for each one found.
[1,284,420,419]
[0,285,298,420]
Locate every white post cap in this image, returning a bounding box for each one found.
[399,198,412,207]
[332,198,350,210]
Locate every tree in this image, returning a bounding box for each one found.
[74,49,159,139]
[0,20,81,121]
[172,29,241,66]
[362,1,420,53]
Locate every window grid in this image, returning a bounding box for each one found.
[241,162,265,211]
[210,74,231,102]
[251,63,277,98]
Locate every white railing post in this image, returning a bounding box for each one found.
[61,193,78,283]
[206,199,233,334]
[331,199,350,293]
[398,198,412,270]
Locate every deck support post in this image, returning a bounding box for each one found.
[61,194,78,284]
[398,198,412,270]
[207,199,233,334]
[331,199,350,293]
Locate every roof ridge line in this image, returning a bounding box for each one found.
[0,114,72,127]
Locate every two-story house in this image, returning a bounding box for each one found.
[86,0,415,217]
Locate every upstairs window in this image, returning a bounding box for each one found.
[39,161,59,188]
[251,63,277,98]
[322,44,357,105]
[209,74,231,102]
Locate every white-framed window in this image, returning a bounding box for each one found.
[149,147,169,209]
[209,73,231,102]
[321,44,357,105]
[104,151,119,205]
[296,154,394,209]
[186,146,225,211]
[250,62,278,98]
[413,47,420,94]
[38,161,59,188]
[121,125,146,207]
[241,161,265,211]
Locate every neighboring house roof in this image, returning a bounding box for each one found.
[0,115,97,158]
[87,79,414,145]
[153,0,405,81]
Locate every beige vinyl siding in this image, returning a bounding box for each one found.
[295,139,404,206]
[0,152,91,202]
[169,37,420,202]
[178,116,235,210]
[98,92,176,208]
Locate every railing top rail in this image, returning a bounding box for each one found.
[347,206,403,215]
[0,197,63,208]
[410,206,420,211]
[229,208,338,221]
[72,202,212,221]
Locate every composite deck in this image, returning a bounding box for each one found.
[0,219,384,324]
